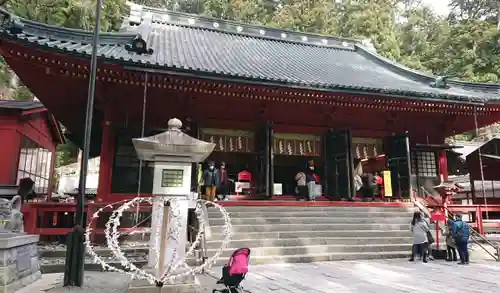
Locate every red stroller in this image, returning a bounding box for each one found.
[212,248,251,293]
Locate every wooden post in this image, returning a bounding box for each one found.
[476,205,484,235]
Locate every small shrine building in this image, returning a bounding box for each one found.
[0,100,63,196]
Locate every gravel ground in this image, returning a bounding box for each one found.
[39,271,221,293]
[47,272,131,293]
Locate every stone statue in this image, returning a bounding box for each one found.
[0,195,24,233]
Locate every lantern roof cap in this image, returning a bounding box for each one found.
[132,118,215,163]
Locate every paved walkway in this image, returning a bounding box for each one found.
[18,259,500,293]
[219,259,500,293]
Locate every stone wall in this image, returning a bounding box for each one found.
[0,234,40,293]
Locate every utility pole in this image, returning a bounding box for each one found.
[63,0,103,286]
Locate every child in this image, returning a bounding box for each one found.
[295,172,307,201]
[444,219,458,262]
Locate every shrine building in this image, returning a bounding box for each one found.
[1,4,500,214]
[0,100,63,197]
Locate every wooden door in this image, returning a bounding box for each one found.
[324,129,354,200]
[384,134,411,198]
[255,123,273,197]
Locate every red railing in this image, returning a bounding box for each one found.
[21,201,152,239]
[419,196,500,235]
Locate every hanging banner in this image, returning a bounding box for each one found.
[383,170,393,197]
[272,133,322,156]
[200,128,254,153]
[352,137,383,160]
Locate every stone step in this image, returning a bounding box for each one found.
[40,249,411,274]
[205,236,410,249]
[204,251,410,266]
[209,229,411,240]
[207,243,410,258]
[207,211,412,219]
[39,247,148,258]
[212,206,413,213]
[211,223,409,233]
[209,216,410,226]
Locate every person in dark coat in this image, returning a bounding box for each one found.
[218,162,230,201]
[200,161,220,202]
[360,172,375,201]
[452,214,470,265]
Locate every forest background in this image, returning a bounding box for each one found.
[0,0,498,165]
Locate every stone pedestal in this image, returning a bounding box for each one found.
[0,233,40,293]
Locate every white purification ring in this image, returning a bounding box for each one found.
[85,197,232,285]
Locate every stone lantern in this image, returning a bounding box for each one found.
[130,118,214,291]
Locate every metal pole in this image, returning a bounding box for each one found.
[473,105,489,220]
[63,0,102,286]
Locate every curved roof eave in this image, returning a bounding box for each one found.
[1,8,500,104]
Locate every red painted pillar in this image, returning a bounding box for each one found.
[476,206,484,235]
[437,151,448,181]
[97,118,113,202]
[0,129,19,184]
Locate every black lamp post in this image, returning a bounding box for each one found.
[63,0,103,286]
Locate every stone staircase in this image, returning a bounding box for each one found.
[206,205,414,264]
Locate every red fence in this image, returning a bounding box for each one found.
[426,202,500,235]
[21,202,152,241]
[22,200,500,239]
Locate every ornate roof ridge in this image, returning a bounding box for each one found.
[125,2,360,50]
[1,9,137,45]
[125,3,500,92]
[0,99,43,110]
[356,44,500,93]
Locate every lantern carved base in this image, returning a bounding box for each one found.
[127,267,199,293]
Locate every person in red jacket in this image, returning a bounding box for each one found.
[374,172,383,199]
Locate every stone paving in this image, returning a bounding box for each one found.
[15,259,500,293]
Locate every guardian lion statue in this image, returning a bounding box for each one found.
[0,195,23,233]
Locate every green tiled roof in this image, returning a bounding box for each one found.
[1,6,500,103]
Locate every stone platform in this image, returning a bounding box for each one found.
[0,233,40,293]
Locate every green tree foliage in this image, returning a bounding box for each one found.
[336,0,402,60]
[397,7,450,73]
[56,140,79,167]
[6,0,127,32]
[437,20,500,83]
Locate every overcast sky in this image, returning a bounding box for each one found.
[422,0,450,16]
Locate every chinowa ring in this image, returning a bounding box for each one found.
[84,198,232,285]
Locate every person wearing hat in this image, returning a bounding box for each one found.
[200,161,221,202]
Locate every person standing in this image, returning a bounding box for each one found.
[374,172,383,199]
[295,172,308,201]
[200,161,220,202]
[409,211,430,263]
[218,162,230,201]
[305,160,317,201]
[452,214,470,265]
[444,218,458,262]
[360,172,375,201]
